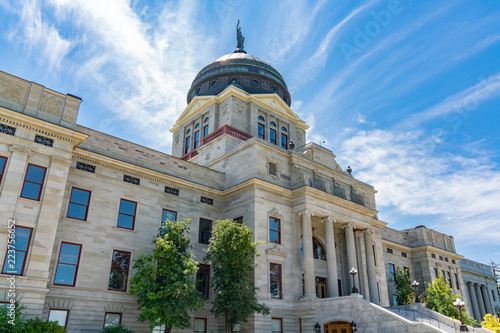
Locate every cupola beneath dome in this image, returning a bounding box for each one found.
[187,22,291,106]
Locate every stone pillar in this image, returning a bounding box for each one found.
[344,222,358,294]
[481,285,494,315]
[364,228,379,304]
[475,283,487,319]
[300,209,316,299]
[468,282,481,322]
[323,217,339,297]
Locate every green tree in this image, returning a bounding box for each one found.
[424,274,476,326]
[391,267,414,305]
[481,314,500,333]
[101,324,135,333]
[205,219,270,333]
[129,219,204,333]
[491,261,500,297]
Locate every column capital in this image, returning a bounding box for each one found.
[9,144,33,157]
[297,209,314,217]
[322,216,336,223]
[364,228,374,234]
[342,222,355,229]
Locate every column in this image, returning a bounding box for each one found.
[344,222,358,294]
[481,285,494,315]
[475,283,487,319]
[468,282,481,322]
[300,209,316,299]
[323,217,339,297]
[364,228,379,304]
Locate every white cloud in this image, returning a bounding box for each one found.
[8,0,72,70]
[338,128,500,245]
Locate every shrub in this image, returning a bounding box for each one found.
[101,324,135,333]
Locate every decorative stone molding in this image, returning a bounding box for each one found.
[40,93,63,116]
[322,216,336,223]
[365,227,374,234]
[0,77,25,104]
[266,244,287,257]
[9,145,34,157]
[297,209,314,216]
[343,222,355,229]
[268,207,282,218]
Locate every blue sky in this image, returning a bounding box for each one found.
[1,0,499,266]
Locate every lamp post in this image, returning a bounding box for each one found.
[453,297,468,332]
[411,280,420,303]
[315,322,321,333]
[349,267,358,293]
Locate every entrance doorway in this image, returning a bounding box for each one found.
[316,277,327,298]
[323,321,352,333]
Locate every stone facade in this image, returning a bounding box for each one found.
[0,62,498,333]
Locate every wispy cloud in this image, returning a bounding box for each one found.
[7,0,72,70]
[338,128,500,245]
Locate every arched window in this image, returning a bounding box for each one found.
[195,123,200,129]
[186,129,191,134]
[270,121,277,145]
[301,237,327,261]
[281,126,287,132]
[270,121,276,127]
[258,116,265,140]
[204,117,209,123]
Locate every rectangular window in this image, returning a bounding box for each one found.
[454,273,460,290]
[446,271,452,288]
[233,216,243,224]
[492,289,496,302]
[117,199,137,230]
[401,252,407,258]
[377,282,381,302]
[434,268,438,277]
[258,123,265,139]
[281,133,287,149]
[431,253,436,258]
[48,309,69,328]
[338,279,342,297]
[185,136,191,154]
[404,267,410,278]
[104,312,122,328]
[387,248,393,254]
[161,209,177,226]
[270,128,277,145]
[269,217,280,244]
[54,242,82,286]
[389,263,395,281]
[108,250,131,291]
[194,131,200,149]
[203,125,209,137]
[198,218,212,244]
[0,156,7,184]
[373,244,377,266]
[20,164,46,201]
[194,318,207,333]
[0,123,16,135]
[392,294,398,306]
[67,188,91,220]
[76,161,96,173]
[270,263,282,299]
[2,226,32,275]
[271,318,282,333]
[196,264,210,298]
[444,257,449,262]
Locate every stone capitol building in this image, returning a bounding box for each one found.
[0,27,499,333]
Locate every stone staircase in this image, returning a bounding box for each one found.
[384,304,494,333]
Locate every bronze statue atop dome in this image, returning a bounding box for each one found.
[236,20,246,53]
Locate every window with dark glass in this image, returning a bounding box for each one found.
[108,250,131,291]
[204,125,209,137]
[198,218,212,244]
[270,263,282,299]
[269,217,280,243]
[196,264,210,298]
[194,318,207,333]
[54,242,82,286]
[270,128,277,145]
[389,263,395,281]
[441,270,445,278]
[161,209,177,225]
[20,164,46,201]
[446,271,452,288]
[117,199,136,230]
[492,289,496,302]
[67,188,91,220]
[434,268,438,277]
[454,273,460,290]
[2,226,32,275]
[316,277,327,298]
[233,216,243,224]
[194,131,200,149]
[271,318,282,333]
[313,238,326,261]
[281,133,287,149]
[0,156,7,184]
[48,309,69,328]
[185,136,191,154]
[104,312,122,328]
[258,123,265,140]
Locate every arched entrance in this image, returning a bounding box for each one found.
[323,321,352,333]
